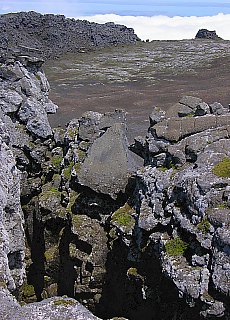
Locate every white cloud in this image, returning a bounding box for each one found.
[74,13,230,40]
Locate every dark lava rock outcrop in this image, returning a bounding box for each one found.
[0,50,229,320]
[0,11,139,58]
[195,29,222,40]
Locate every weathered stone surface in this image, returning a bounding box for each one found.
[153,114,230,142]
[0,288,102,319]
[78,111,102,142]
[0,89,23,113]
[149,106,166,126]
[179,95,203,110]
[18,98,52,138]
[0,121,25,292]
[99,109,126,130]
[78,123,136,199]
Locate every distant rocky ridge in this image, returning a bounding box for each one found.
[0,11,140,59]
[195,29,222,40]
[0,51,230,319]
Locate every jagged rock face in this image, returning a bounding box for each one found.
[0,52,135,314]
[128,96,230,318]
[0,53,57,140]
[0,120,25,292]
[0,11,139,58]
[195,29,222,40]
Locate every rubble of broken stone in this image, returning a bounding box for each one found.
[0,51,229,320]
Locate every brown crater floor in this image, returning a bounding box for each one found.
[44,40,230,141]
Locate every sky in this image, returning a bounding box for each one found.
[0,1,230,40]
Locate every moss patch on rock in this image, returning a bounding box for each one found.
[165,237,188,256]
[53,299,77,306]
[111,203,135,232]
[197,218,211,233]
[212,157,230,178]
[44,245,59,262]
[63,161,74,180]
[127,267,138,276]
[77,149,86,162]
[19,283,36,303]
[51,155,63,170]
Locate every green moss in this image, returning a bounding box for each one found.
[218,202,229,209]
[111,203,135,228]
[21,283,36,297]
[74,163,81,174]
[44,246,59,262]
[165,237,188,256]
[77,149,86,162]
[69,243,77,257]
[39,189,61,202]
[197,218,211,234]
[63,161,74,180]
[185,113,194,118]
[169,159,178,170]
[79,141,89,151]
[66,192,79,213]
[67,127,78,140]
[35,73,41,81]
[41,175,46,185]
[51,155,63,169]
[0,281,7,288]
[158,166,168,172]
[212,157,230,178]
[50,187,59,193]
[127,267,138,276]
[53,299,76,306]
[71,214,81,228]
[158,160,178,172]
[44,275,51,283]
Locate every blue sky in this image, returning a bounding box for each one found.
[1,1,230,40]
[1,0,230,17]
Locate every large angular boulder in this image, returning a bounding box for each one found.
[78,123,136,199]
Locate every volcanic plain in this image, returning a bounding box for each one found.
[45,39,230,140]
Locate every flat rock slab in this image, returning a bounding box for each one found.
[78,123,136,199]
[154,114,230,142]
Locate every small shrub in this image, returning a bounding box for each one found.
[165,237,188,256]
[212,157,230,178]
